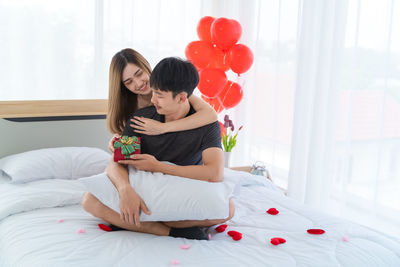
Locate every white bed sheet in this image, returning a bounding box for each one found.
[0,170,399,267]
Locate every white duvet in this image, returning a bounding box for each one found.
[0,169,399,267]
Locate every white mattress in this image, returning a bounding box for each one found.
[0,170,399,267]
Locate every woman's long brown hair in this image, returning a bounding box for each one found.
[107,48,152,134]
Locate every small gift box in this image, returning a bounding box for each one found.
[113,136,141,162]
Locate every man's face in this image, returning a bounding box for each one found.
[151,88,181,115]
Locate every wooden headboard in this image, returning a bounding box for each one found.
[0,100,107,119]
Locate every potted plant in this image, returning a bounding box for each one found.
[221,115,243,167]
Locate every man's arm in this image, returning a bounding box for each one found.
[158,147,224,182]
[121,147,224,182]
[105,159,130,191]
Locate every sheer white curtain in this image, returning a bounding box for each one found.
[287,0,400,237]
[0,0,204,100]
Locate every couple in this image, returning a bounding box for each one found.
[82,50,235,240]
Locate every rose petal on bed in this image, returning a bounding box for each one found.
[180,244,191,250]
[270,237,286,245]
[227,230,242,241]
[227,230,239,237]
[232,233,242,241]
[266,208,279,215]
[277,238,286,244]
[270,238,280,245]
[171,259,180,265]
[98,223,112,232]
[342,236,349,242]
[215,224,228,233]
[77,228,86,234]
[307,229,325,235]
[57,219,64,223]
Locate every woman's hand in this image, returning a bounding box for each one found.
[108,134,120,152]
[119,185,150,226]
[130,116,167,135]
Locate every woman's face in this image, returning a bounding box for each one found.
[121,63,151,95]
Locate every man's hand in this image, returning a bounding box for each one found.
[119,185,150,226]
[108,134,120,153]
[119,154,161,172]
[130,116,166,135]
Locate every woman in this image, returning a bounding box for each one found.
[107,48,217,140]
[86,49,231,239]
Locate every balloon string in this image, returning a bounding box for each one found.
[220,81,233,105]
[216,96,223,106]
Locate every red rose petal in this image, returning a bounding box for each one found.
[277,238,286,244]
[307,229,325,235]
[267,208,279,215]
[270,238,280,245]
[215,224,228,233]
[232,233,242,241]
[98,223,112,232]
[227,230,240,237]
[270,237,286,245]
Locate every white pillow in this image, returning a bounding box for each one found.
[80,166,233,222]
[0,147,111,184]
[0,170,11,184]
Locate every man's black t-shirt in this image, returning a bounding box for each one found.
[122,105,221,166]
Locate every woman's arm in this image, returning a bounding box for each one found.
[130,95,218,135]
[168,94,218,131]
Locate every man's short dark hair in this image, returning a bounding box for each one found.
[150,57,199,98]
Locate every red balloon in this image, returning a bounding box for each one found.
[228,44,254,74]
[197,16,215,43]
[218,81,243,109]
[185,41,214,69]
[207,47,230,72]
[211,18,242,51]
[198,68,227,98]
[202,95,224,113]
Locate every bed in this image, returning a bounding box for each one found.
[1,160,399,267]
[0,118,399,267]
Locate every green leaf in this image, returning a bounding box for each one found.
[222,135,228,151]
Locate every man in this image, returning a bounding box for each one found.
[82,57,234,240]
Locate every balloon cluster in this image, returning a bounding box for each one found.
[185,16,254,113]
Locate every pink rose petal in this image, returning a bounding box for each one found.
[342,236,349,242]
[180,244,191,250]
[57,219,64,223]
[77,228,86,234]
[171,259,180,265]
